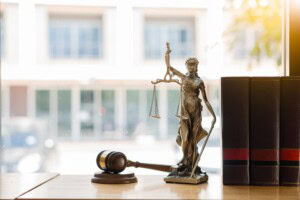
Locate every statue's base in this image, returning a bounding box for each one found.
[91,171,137,184]
[164,173,208,185]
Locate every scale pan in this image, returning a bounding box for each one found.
[150,115,161,119]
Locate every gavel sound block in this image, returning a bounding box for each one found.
[91,150,176,184]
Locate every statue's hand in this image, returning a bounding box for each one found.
[169,66,174,77]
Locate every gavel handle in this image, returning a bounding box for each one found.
[127,160,175,173]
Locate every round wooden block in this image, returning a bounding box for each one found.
[91,172,137,184]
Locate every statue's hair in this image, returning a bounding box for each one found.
[185,57,199,66]
[185,57,200,77]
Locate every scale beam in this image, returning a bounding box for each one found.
[151,78,181,86]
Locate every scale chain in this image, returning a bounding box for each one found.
[149,85,160,118]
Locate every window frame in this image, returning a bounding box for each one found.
[0,13,4,59]
[48,15,103,60]
[143,16,195,60]
[289,0,300,76]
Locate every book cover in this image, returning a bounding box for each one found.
[221,77,250,185]
[280,76,300,186]
[250,77,280,186]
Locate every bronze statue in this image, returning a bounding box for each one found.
[150,43,216,184]
[93,43,216,185]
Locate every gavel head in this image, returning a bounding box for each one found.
[96,150,127,173]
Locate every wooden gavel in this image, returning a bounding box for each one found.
[96,150,176,174]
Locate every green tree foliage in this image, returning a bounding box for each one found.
[227,0,281,67]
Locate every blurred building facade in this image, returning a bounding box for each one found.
[1,0,278,141]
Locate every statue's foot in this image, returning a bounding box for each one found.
[177,165,193,177]
[177,159,185,166]
[169,163,207,177]
[168,163,189,177]
[194,166,206,176]
[178,168,188,176]
[177,166,206,177]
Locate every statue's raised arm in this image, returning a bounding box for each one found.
[170,66,185,79]
[166,44,184,79]
[164,42,172,80]
[151,43,181,85]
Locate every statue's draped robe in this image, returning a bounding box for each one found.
[176,76,208,170]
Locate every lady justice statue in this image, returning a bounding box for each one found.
[150,43,216,184]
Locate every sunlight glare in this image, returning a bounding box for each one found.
[259,0,270,7]
[248,0,257,8]
[295,0,300,7]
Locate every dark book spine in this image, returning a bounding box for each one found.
[221,77,250,185]
[250,77,280,186]
[280,76,300,186]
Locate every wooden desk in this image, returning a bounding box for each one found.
[0,173,59,200]
[18,174,299,200]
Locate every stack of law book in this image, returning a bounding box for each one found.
[221,76,300,186]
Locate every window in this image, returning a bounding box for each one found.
[146,90,159,136]
[211,87,220,117]
[80,90,94,136]
[126,90,140,136]
[10,86,27,117]
[2,0,284,175]
[57,90,71,137]
[232,30,258,60]
[233,31,247,59]
[144,18,194,59]
[36,90,50,118]
[49,16,102,58]
[101,90,115,132]
[167,90,180,136]
[1,91,2,117]
[0,14,4,58]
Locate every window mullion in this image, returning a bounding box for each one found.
[73,22,79,58]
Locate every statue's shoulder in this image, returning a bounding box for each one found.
[195,77,204,88]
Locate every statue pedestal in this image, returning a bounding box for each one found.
[164,173,208,185]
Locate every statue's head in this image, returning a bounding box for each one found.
[185,57,199,73]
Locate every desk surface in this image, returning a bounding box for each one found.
[0,173,59,200]
[18,174,299,200]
